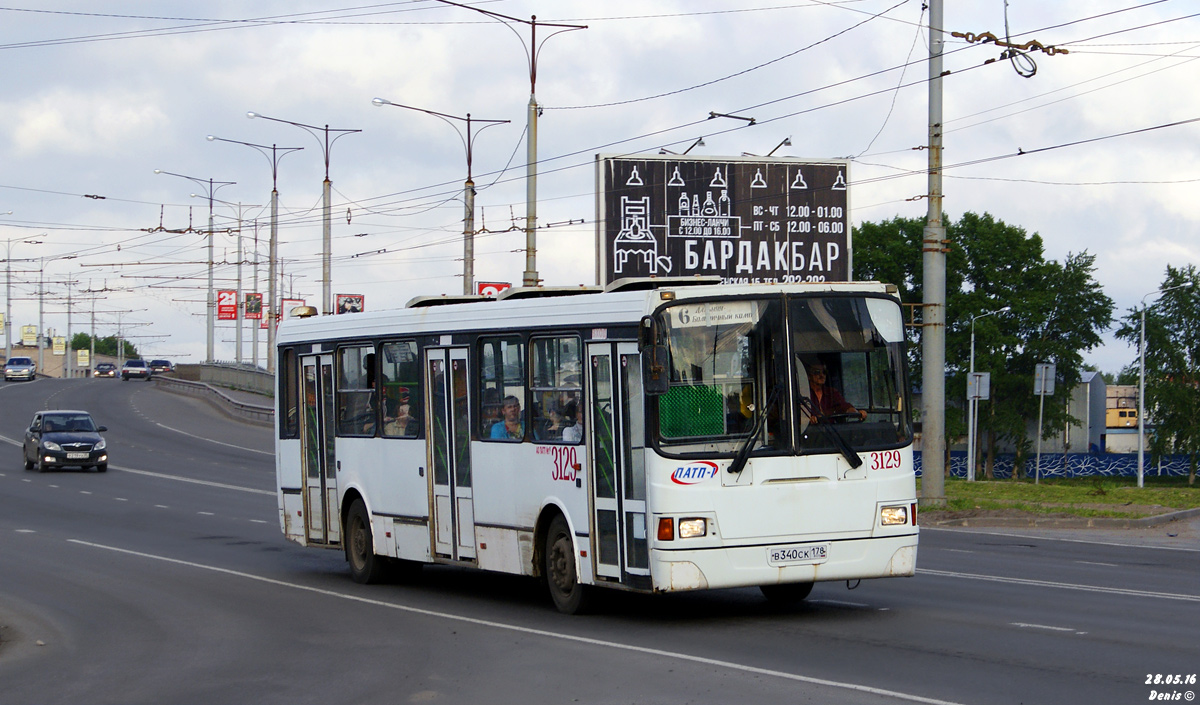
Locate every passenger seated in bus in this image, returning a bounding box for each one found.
[490,395,524,440]
[383,398,416,437]
[535,402,565,441]
[480,387,502,436]
[561,399,583,443]
[805,361,866,423]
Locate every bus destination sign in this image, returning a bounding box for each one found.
[597,154,850,286]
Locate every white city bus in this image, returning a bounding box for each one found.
[274,277,918,613]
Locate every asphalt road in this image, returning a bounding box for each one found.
[0,377,1196,704]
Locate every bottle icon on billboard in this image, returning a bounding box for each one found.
[702,191,717,216]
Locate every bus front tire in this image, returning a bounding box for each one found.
[759,582,814,604]
[544,515,592,614]
[346,499,385,584]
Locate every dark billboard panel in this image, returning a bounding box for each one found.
[597,155,850,285]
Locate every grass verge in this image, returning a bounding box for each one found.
[918,476,1200,519]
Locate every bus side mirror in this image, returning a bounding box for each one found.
[638,315,656,349]
[643,345,669,396]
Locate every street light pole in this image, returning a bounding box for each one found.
[207,135,303,374]
[371,98,509,295]
[246,113,359,316]
[966,306,1009,482]
[431,1,585,288]
[1137,282,1194,488]
[155,170,235,363]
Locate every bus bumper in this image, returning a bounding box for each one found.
[648,533,918,592]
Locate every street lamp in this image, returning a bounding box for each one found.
[372,98,509,295]
[1137,282,1194,488]
[207,135,302,374]
[431,1,586,287]
[200,197,263,366]
[967,305,1009,481]
[4,230,37,362]
[36,251,77,373]
[246,112,360,315]
[155,169,236,363]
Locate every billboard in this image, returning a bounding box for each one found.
[244,293,263,320]
[597,154,850,286]
[477,281,512,297]
[281,298,306,319]
[217,289,238,320]
[21,325,36,346]
[336,294,364,314]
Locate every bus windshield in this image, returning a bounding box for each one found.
[653,295,911,457]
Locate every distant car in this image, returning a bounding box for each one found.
[23,410,108,473]
[4,356,37,382]
[121,359,152,381]
[149,359,174,374]
[93,362,118,378]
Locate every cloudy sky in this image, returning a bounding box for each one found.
[0,0,1196,373]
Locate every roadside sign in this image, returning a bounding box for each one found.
[218,289,237,320]
[967,372,990,401]
[1034,363,1056,395]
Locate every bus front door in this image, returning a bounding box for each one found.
[587,342,649,584]
[301,354,340,546]
[426,347,476,562]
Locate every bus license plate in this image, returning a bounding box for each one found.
[767,543,829,566]
[66,452,89,460]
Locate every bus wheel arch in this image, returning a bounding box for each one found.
[538,509,593,614]
[344,494,386,584]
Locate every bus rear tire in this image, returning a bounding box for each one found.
[346,499,385,584]
[759,582,814,604]
[544,515,592,614]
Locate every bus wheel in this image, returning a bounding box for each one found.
[544,515,592,614]
[346,499,385,584]
[759,582,814,604]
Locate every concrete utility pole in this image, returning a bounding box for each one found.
[371,98,508,295]
[921,0,948,506]
[430,1,585,288]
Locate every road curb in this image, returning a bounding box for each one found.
[927,506,1200,529]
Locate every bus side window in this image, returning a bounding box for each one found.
[380,341,420,438]
[478,335,525,441]
[337,345,376,437]
[279,347,299,439]
[530,336,583,443]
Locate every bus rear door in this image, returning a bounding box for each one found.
[426,347,476,562]
[301,353,340,546]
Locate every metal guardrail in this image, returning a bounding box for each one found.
[154,375,274,426]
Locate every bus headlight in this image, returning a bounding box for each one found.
[880,505,909,526]
[678,518,707,538]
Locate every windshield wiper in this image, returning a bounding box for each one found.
[728,385,780,475]
[797,395,863,469]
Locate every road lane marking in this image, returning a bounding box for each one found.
[1010,622,1076,632]
[923,526,1199,553]
[919,568,1200,602]
[198,511,215,516]
[0,434,272,497]
[69,538,966,705]
[111,466,274,496]
[1075,560,1118,567]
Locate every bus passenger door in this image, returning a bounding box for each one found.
[301,354,340,546]
[426,347,476,562]
[587,342,649,583]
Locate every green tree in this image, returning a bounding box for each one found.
[70,333,137,358]
[1115,264,1200,485]
[854,212,1113,478]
